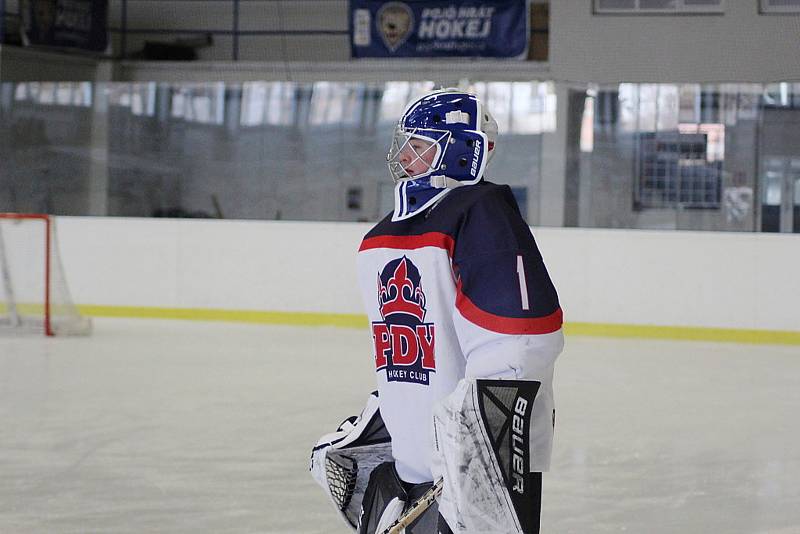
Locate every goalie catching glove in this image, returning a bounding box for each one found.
[310,391,393,530]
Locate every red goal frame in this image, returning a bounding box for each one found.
[0,213,54,336]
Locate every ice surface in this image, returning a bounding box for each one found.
[1,319,798,533]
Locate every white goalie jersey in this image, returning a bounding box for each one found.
[355,182,564,485]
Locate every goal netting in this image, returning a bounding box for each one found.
[0,214,92,336]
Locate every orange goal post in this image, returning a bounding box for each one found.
[0,213,91,336]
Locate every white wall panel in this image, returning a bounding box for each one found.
[754,235,800,332]
[57,217,181,307]
[54,217,800,332]
[539,229,767,330]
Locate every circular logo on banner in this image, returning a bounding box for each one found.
[377,2,414,52]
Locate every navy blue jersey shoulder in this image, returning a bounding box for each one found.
[364,181,519,241]
[364,181,561,324]
[450,182,560,322]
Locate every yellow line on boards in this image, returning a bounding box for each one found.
[563,322,800,346]
[77,305,368,328]
[75,305,800,346]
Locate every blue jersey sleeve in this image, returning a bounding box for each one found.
[452,185,562,335]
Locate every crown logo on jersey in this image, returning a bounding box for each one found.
[373,256,435,385]
[377,256,426,321]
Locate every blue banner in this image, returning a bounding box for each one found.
[21,0,108,52]
[350,0,529,58]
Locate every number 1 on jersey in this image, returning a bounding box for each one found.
[516,254,530,311]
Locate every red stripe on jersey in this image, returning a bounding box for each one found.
[359,232,455,256]
[456,280,563,335]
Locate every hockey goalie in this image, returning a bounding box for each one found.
[311,89,564,534]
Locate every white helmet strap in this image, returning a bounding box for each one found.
[429,175,464,189]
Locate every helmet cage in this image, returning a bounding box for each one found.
[387,126,450,183]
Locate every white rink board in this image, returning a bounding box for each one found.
[54,216,800,332]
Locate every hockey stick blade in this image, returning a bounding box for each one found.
[382,478,443,534]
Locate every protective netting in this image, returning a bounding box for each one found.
[0,214,91,336]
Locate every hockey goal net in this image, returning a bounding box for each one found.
[0,213,92,336]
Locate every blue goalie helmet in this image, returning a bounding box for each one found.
[386,89,498,221]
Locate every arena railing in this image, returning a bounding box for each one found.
[0,0,348,61]
[113,0,347,61]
